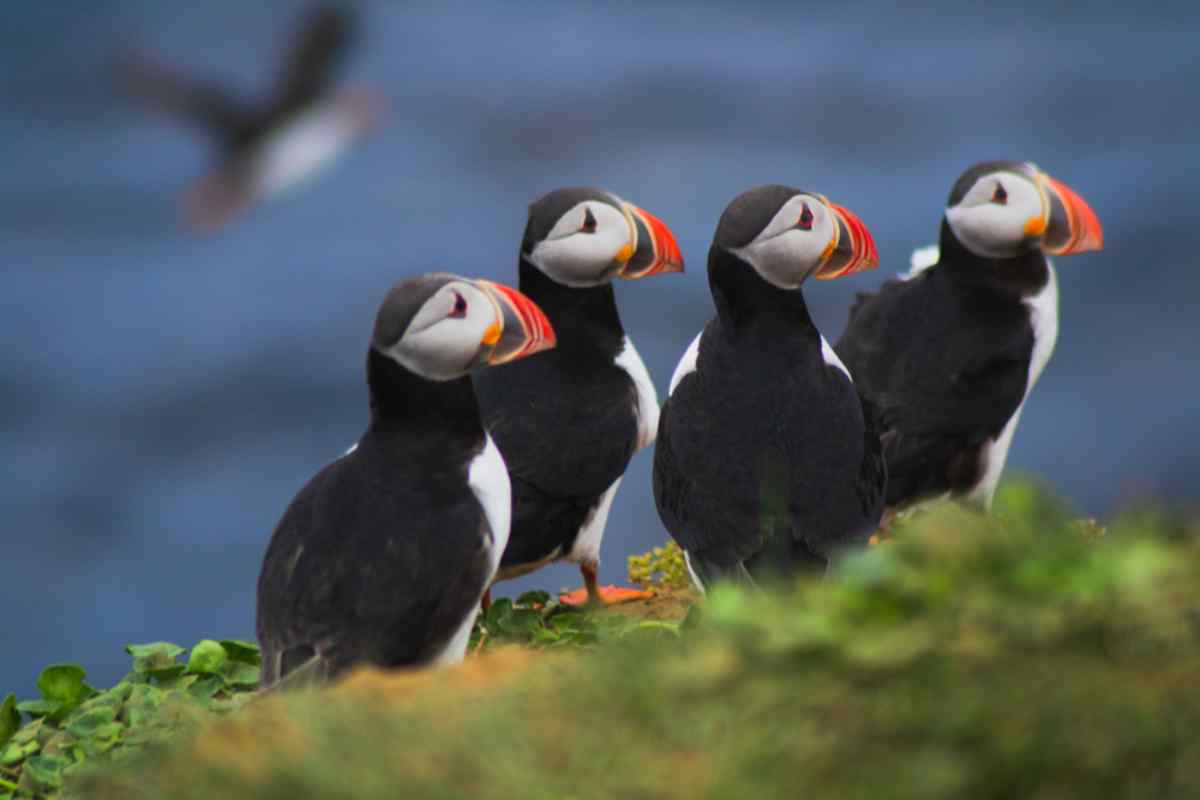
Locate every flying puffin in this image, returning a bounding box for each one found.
[653,185,885,591]
[472,187,684,606]
[834,161,1104,514]
[119,3,381,231]
[256,273,555,686]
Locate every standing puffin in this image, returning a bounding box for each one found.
[472,187,684,606]
[835,161,1104,513]
[256,273,555,687]
[653,185,884,590]
[119,3,380,230]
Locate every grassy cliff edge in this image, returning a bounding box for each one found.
[6,480,1200,798]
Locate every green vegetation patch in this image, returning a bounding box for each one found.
[73,484,1200,799]
[0,640,261,798]
[471,590,685,652]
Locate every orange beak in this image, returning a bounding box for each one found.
[476,280,557,365]
[619,204,685,279]
[1041,174,1104,255]
[813,202,879,280]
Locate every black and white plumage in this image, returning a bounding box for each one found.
[835,161,1104,512]
[472,187,684,605]
[653,185,885,591]
[119,3,380,230]
[256,273,555,687]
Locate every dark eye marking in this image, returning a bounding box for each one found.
[992,182,1008,205]
[449,291,467,318]
[581,207,597,234]
[796,203,814,231]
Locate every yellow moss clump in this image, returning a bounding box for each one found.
[627,540,690,589]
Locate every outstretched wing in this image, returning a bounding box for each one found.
[273,3,358,113]
[116,53,255,148]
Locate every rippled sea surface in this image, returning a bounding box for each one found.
[3,1,1197,695]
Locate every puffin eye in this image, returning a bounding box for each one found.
[448,291,467,319]
[796,203,814,231]
[992,182,1008,205]
[581,207,597,234]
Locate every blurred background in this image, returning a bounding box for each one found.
[2,0,1196,696]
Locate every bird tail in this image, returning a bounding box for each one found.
[184,169,252,232]
[683,550,757,594]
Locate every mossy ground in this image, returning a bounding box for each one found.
[4,479,1200,799]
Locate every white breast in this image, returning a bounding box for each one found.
[376,435,510,670]
[669,332,702,396]
[468,433,512,578]
[614,336,660,451]
[1023,260,1060,388]
[567,476,622,566]
[430,611,477,667]
[969,261,1059,507]
[820,335,852,381]
[253,105,361,198]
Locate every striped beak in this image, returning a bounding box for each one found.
[1040,173,1104,255]
[619,203,685,279]
[476,280,556,365]
[813,202,879,280]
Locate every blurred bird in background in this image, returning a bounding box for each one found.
[116,2,381,231]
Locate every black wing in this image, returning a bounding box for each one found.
[272,3,358,113]
[874,339,1031,505]
[116,53,256,148]
[256,451,490,686]
[854,390,889,522]
[836,274,1033,506]
[651,338,765,571]
[473,354,639,501]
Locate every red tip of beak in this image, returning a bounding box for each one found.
[817,203,879,280]
[479,280,556,363]
[624,205,684,278]
[1044,175,1104,254]
[645,207,685,273]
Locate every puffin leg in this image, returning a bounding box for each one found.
[868,508,897,546]
[558,560,654,607]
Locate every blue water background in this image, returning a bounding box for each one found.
[2,1,1197,696]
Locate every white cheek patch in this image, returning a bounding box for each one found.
[945,203,1024,258]
[729,195,835,289]
[527,202,631,288]
[386,284,492,381]
[388,319,479,380]
[946,174,1044,259]
[731,227,831,289]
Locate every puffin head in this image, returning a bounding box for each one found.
[944,161,1104,260]
[715,184,878,288]
[521,187,684,287]
[371,273,555,381]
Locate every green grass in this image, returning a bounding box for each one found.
[3,479,1199,798]
[0,640,261,797]
[472,590,687,652]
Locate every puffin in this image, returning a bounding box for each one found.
[653,185,885,591]
[256,272,555,687]
[834,161,1104,513]
[471,187,684,606]
[119,3,380,230]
